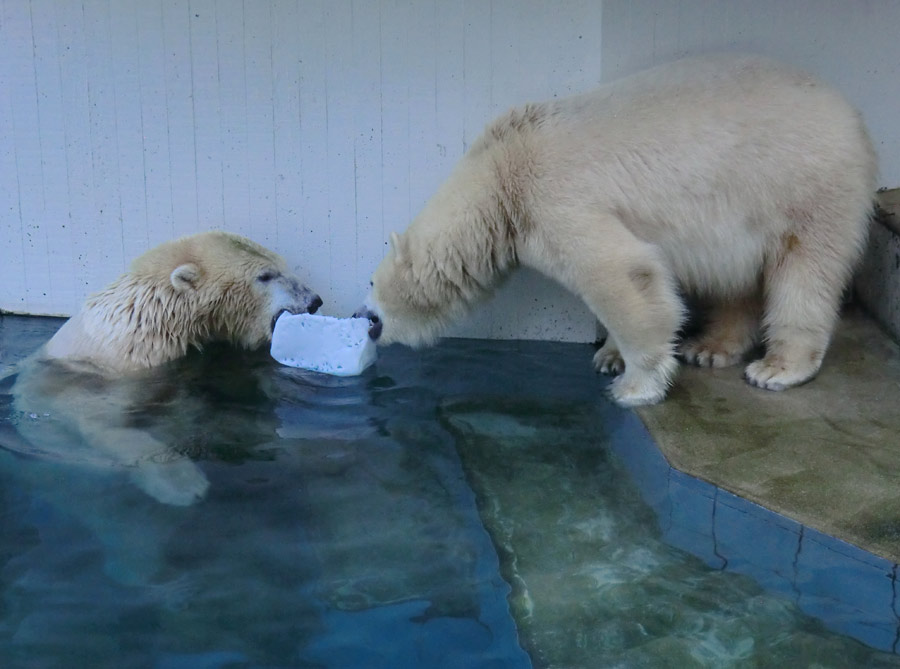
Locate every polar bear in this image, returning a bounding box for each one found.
[9,230,322,505]
[41,230,323,372]
[357,54,877,406]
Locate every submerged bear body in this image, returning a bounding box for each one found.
[11,231,322,506]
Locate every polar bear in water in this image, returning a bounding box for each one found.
[9,230,322,505]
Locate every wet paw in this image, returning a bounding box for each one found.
[607,353,678,407]
[593,340,625,376]
[132,459,210,506]
[609,374,667,406]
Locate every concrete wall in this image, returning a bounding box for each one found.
[0,0,602,342]
[602,0,900,187]
[2,0,898,342]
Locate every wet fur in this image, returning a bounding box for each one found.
[11,231,320,505]
[44,231,318,372]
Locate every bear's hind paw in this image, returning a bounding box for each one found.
[744,355,820,391]
[679,335,751,368]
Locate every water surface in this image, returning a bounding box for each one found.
[0,315,897,668]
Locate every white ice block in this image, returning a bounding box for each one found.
[270,313,376,376]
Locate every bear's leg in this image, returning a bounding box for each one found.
[593,332,625,375]
[745,229,856,390]
[525,224,684,406]
[599,264,683,406]
[679,293,761,368]
[78,422,210,506]
[130,457,210,507]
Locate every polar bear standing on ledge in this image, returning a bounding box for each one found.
[358,54,877,406]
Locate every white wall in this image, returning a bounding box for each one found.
[602,0,900,187]
[2,1,899,342]
[0,0,603,342]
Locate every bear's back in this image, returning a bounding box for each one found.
[505,54,876,295]
[543,54,866,162]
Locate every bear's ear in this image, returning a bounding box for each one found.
[170,263,202,292]
[389,231,405,264]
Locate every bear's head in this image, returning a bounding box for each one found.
[128,230,322,353]
[354,162,516,348]
[355,231,471,348]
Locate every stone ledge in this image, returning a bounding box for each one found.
[636,308,900,564]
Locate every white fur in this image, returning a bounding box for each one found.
[12,231,321,505]
[367,54,877,405]
[43,231,321,373]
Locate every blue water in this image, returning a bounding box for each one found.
[0,314,898,668]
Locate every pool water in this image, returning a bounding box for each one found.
[0,314,898,668]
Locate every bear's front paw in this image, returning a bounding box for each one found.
[131,459,210,506]
[605,349,679,407]
[609,375,667,406]
[744,355,819,391]
[593,340,625,375]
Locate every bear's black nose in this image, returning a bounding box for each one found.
[368,318,383,341]
[308,295,323,314]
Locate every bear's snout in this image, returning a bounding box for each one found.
[307,294,323,314]
[352,306,382,341]
[271,287,323,333]
[285,276,323,315]
[368,315,383,341]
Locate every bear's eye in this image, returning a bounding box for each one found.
[257,270,277,283]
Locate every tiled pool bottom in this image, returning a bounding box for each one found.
[0,315,898,668]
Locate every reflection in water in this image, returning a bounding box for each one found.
[0,315,898,667]
[0,318,526,667]
[441,400,900,667]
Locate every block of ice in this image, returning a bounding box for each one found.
[270,313,376,376]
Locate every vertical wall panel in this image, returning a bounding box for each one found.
[110,1,150,262]
[162,0,200,239]
[404,0,439,218]
[244,1,277,245]
[0,1,28,314]
[137,0,175,248]
[55,0,95,296]
[350,0,385,302]
[378,0,412,259]
[5,0,50,314]
[82,0,126,283]
[30,0,74,312]
[295,1,330,310]
[217,0,250,236]
[270,0,301,254]
[188,0,225,230]
[321,0,357,314]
